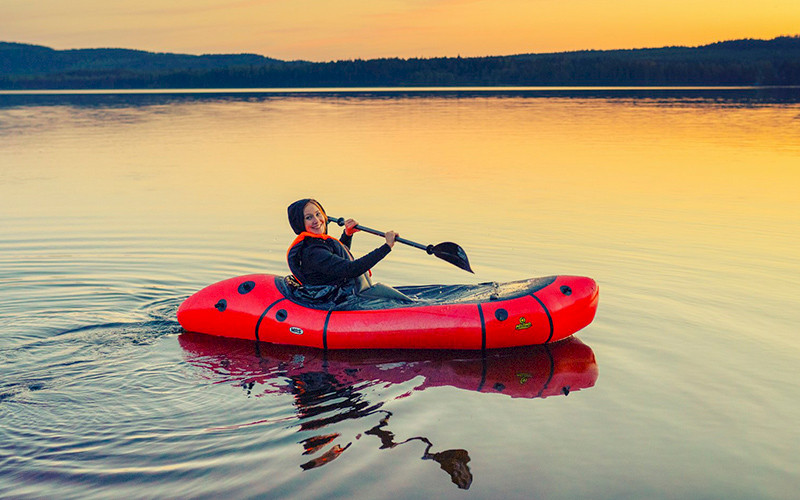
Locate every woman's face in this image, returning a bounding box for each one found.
[303,202,327,235]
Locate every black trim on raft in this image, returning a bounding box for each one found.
[254,298,287,343]
[530,293,554,343]
[477,304,486,352]
[323,310,334,350]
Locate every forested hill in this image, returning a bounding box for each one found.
[2,36,799,89]
[0,42,283,74]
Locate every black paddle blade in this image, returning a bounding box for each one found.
[431,242,474,273]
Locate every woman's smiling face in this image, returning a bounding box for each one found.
[303,202,327,235]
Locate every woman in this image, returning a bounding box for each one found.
[286,198,411,302]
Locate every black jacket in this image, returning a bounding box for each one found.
[287,232,391,287]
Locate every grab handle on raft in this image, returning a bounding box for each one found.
[328,216,474,273]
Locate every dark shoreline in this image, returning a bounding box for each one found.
[3,86,800,110]
[2,36,800,90]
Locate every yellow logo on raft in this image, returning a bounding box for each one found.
[515,317,532,330]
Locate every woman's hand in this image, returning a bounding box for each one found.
[384,230,398,248]
[344,218,360,236]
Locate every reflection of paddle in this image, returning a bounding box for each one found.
[327,216,473,273]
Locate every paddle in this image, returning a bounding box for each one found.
[327,216,473,273]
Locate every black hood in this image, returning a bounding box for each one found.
[287,198,327,235]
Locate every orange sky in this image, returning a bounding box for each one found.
[2,0,799,61]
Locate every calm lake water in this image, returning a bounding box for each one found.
[1,87,799,499]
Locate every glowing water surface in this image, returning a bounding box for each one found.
[1,88,798,499]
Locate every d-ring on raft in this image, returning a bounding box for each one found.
[177,273,599,350]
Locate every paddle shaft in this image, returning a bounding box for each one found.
[327,217,431,253]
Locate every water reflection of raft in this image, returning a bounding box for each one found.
[177,273,599,350]
[178,333,599,399]
[179,333,598,486]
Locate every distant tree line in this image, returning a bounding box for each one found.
[2,36,799,89]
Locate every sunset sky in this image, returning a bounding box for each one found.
[3,0,799,61]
